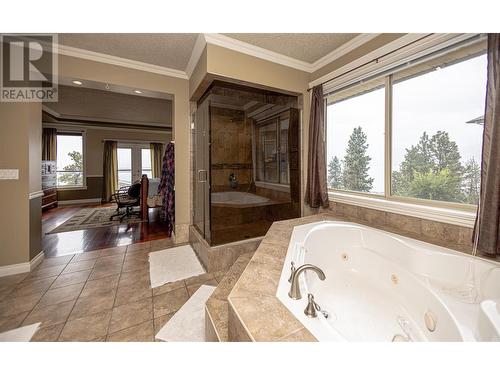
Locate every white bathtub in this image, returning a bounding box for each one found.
[211,191,270,206]
[276,221,500,342]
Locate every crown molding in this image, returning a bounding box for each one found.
[56,43,189,80]
[201,33,381,74]
[204,33,313,72]
[309,33,381,71]
[40,34,382,83]
[185,33,207,77]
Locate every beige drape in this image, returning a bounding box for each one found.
[304,85,329,208]
[474,34,500,256]
[150,142,163,178]
[102,140,118,203]
[42,128,57,161]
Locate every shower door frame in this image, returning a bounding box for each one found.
[193,98,211,243]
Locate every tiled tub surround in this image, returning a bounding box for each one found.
[189,225,261,273]
[205,252,254,341]
[0,238,227,342]
[322,202,478,255]
[227,213,500,341]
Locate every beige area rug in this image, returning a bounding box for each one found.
[47,207,144,234]
[155,285,216,342]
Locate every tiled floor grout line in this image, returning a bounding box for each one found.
[102,247,128,341]
[1,239,199,341]
[18,254,76,331]
[51,248,124,341]
[54,264,97,342]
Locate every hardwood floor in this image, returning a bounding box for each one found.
[43,204,170,258]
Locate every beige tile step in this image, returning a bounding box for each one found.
[204,252,254,342]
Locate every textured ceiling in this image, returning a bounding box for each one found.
[59,33,199,71]
[58,33,364,72]
[223,33,360,63]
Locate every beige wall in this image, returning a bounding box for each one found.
[85,128,171,176]
[50,125,171,201]
[51,55,191,241]
[206,44,310,95]
[189,47,208,99]
[45,85,172,127]
[0,102,42,267]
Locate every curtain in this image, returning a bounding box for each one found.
[150,142,163,178]
[304,85,329,208]
[42,128,57,161]
[102,140,118,203]
[158,142,175,236]
[474,34,500,256]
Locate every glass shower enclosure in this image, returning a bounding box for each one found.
[193,82,300,246]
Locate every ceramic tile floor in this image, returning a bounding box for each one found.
[0,238,226,342]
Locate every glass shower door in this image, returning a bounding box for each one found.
[193,99,211,242]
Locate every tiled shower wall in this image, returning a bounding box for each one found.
[210,107,253,191]
[322,201,474,254]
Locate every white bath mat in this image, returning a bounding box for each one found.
[155,285,216,342]
[0,323,40,342]
[149,244,205,288]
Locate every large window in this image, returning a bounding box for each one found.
[326,78,385,195]
[56,134,84,187]
[326,41,487,207]
[256,113,290,185]
[117,144,157,187]
[117,147,132,187]
[141,148,153,179]
[391,54,486,205]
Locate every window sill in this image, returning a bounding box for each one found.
[255,181,290,193]
[57,186,87,191]
[328,191,476,228]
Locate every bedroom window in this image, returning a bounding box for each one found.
[141,148,153,179]
[326,39,487,208]
[56,133,84,187]
[117,147,133,187]
[255,113,290,185]
[117,144,160,187]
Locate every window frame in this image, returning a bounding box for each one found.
[140,147,153,179]
[55,131,86,190]
[117,146,133,188]
[324,40,486,223]
[254,111,291,187]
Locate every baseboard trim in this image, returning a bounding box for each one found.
[30,251,45,271]
[58,198,102,205]
[0,251,45,277]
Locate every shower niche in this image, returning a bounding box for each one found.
[193,82,300,246]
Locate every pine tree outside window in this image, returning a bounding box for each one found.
[325,40,487,208]
[56,133,84,188]
[326,77,385,195]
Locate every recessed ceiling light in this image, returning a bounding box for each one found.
[134,90,142,94]
[72,80,83,86]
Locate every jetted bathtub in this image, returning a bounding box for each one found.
[211,191,270,206]
[276,221,500,342]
